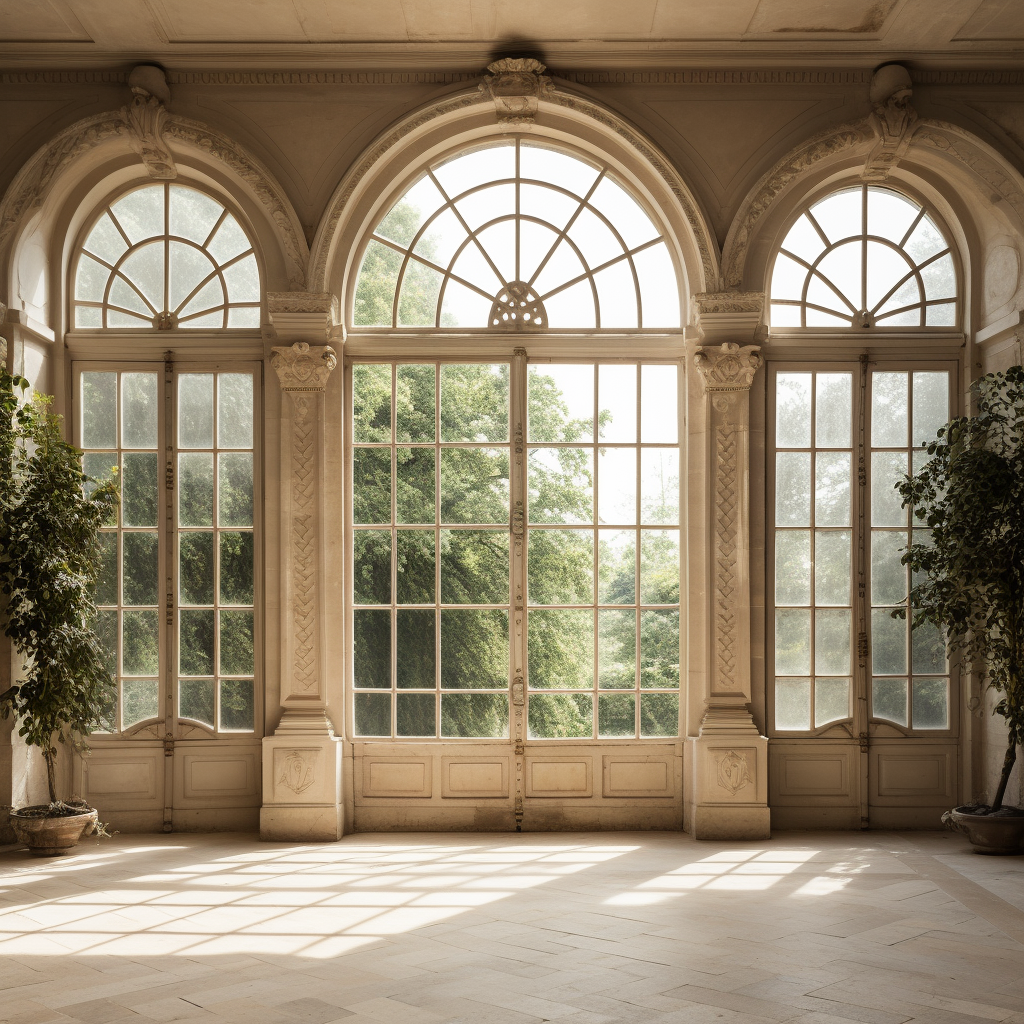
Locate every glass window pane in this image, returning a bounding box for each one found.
[441,610,508,689]
[220,679,254,731]
[218,374,253,449]
[440,448,509,524]
[871,608,907,675]
[220,610,254,675]
[219,452,254,528]
[912,678,948,729]
[441,364,508,443]
[815,530,851,606]
[397,693,436,737]
[528,365,594,443]
[122,533,159,605]
[112,187,164,245]
[640,609,679,688]
[397,610,435,689]
[912,621,947,674]
[775,678,811,730]
[776,373,812,448]
[441,693,508,738]
[396,530,435,604]
[354,609,390,688]
[82,372,117,449]
[353,530,391,605]
[354,448,392,524]
[598,364,637,442]
[353,365,392,442]
[179,531,214,605]
[179,374,214,448]
[775,530,811,606]
[639,530,679,605]
[528,610,593,689]
[355,692,391,736]
[396,364,436,443]
[528,529,593,605]
[169,185,223,244]
[122,679,160,728]
[815,452,851,527]
[871,451,908,527]
[220,531,254,605]
[440,529,508,605]
[815,678,850,726]
[180,679,215,727]
[815,609,851,675]
[873,677,908,725]
[96,533,118,606]
[872,372,908,447]
[640,449,679,525]
[122,373,159,449]
[180,609,214,675]
[598,529,635,605]
[599,609,635,689]
[640,693,678,737]
[122,453,159,527]
[776,452,811,527]
[871,531,908,606]
[599,693,635,737]
[597,448,636,525]
[396,448,435,524]
[179,453,214,527]
[528,692,592,738]
[529,447,593,524]
[816,374,852,447]
[912,372,949,446]
[122,609,159,675]
[776,609,811,675]
[640,365,678,443]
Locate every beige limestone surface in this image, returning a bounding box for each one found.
[0,830,1022,1024]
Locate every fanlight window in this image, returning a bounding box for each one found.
[353,140,680,330]
[770,186,957,329]
[74,184,261,330]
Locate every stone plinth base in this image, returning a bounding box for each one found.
[689,731,770,840]
[260,733,343,842]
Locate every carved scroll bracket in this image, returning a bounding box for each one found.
[479,57,553,128]
[122,65,176,180]
[863,64,919,182]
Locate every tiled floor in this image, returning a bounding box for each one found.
[0,830,1022,1024]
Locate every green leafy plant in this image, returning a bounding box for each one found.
[0,367,119,809]
[897,365,1024,811]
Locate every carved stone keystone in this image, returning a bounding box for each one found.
[122,65,176,179]
[863,63,918,182]
[480,58,553,127]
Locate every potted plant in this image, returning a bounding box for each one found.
[897,365,1024,854]
[0,366,118,855]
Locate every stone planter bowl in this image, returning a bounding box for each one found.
[9,806,98,856]
[943,807,1024,855]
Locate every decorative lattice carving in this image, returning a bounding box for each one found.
[290,394,318,694]
[714,422,739,691]
[490,282,546,330]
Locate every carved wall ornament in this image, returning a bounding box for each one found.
[692,291,764,317]
[863,64,918,182]
[278,749,317,795]
[122,65,176,180]
[713,423,739,691]
[271,342,338,393]
[716,749,754,794]
[694,343,764,393]
[267,291,335,316]
[480,58,553,127]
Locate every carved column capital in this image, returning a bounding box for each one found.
[694,343,764,394]
[271,342,337,394]
[479,57,553,127]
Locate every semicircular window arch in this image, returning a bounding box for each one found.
[769,185,958,329]
[73,183,261,330]
[352,139,681,330]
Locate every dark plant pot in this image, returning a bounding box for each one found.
[9,806,98,856]
[943,807,1024,855]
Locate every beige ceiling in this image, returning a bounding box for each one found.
[2,0,1023,68]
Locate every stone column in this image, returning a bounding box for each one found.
[260,293,344,841]
[689,292,770,840]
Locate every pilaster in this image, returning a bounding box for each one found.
[688,292,771,840]
[260,292,344,841]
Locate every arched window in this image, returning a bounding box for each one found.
[352,140,680,329]
[769,185,957,329]
[73,183,261,329]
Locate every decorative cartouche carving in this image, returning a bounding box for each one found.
[271,342,337,393]
[278,750,316,795]
[122,65,176,180]
[694,343,764,392]
[863,64,918,182]
[480,58,553,126]
[716,749,754,794]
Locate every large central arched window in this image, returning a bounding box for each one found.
[353,140,680,330]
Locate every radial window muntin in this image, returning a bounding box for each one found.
[352,138,681,330]
[73,182,261,330]
[769,184,958,330]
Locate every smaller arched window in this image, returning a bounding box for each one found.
[770,185,957,329]
[352,139,680,330]
[74,183,261,330]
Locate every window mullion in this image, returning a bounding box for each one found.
[511,347,528,756]
[854,357,870,820]
[164,355,176,740]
